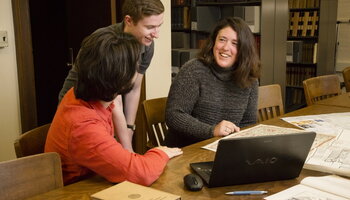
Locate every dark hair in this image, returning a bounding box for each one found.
[74,28,141,102]
[198,17,261,88]
[122,0,164,24]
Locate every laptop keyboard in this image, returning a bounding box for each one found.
[190,161,214,184]
[194,167,212,181]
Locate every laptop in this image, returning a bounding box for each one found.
[190,132,316,188]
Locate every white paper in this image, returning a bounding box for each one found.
[282,112,350,177]
[202,124,331,152]
[265,175,350,200]
[265,184,348,200]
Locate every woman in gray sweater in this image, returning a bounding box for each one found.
[165,17,261,147]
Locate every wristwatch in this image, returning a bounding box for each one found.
[127,124,136,131]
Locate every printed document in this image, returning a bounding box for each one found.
[282,112,350,177]
[265,175,350,200]
[202,124,332,152]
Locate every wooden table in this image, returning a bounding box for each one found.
[315,92,350,108]
[27,105,350,200]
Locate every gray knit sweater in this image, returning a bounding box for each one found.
[165,58,258,147]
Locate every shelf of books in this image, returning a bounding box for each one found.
[196,0,261,7]
[285,0,320,113]
[171,0,191,31]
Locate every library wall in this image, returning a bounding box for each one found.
[317,0,337,76]
[335,0,350,72]
[145,0,172,99]
[0,0,21,161]
[259,0,288,97]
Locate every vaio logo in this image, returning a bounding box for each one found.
[245,157,278,165]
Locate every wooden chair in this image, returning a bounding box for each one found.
[342,66,350,92]
[0,152,63,200]
[14,123,51,158]
[303,74,342,106]
[142,97,168,147]
[257,84,284,122]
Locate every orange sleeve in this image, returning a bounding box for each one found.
[69,119,169,186]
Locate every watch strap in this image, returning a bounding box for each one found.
[127,124,136,131]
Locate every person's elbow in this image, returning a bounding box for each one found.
[103,168,161,186]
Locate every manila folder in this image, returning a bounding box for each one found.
[91,181,181,200]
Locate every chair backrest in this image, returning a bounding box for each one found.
[303,74,342,106]
[14,123,51,158]
[0,152,63,200]
[257,84,285,122]
[342,66,350,92]
[142,97,168,147]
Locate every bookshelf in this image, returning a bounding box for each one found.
[171,0,192,79]
[285,0,320,112]
[171,0,261,48]
[171,0,191,32]
[285,0,339,112]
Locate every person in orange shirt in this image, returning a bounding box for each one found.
[45,28,182,185]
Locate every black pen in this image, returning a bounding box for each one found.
[225,190,268,195]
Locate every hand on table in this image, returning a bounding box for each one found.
[213,120,240,137]
[155,146,183,159]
